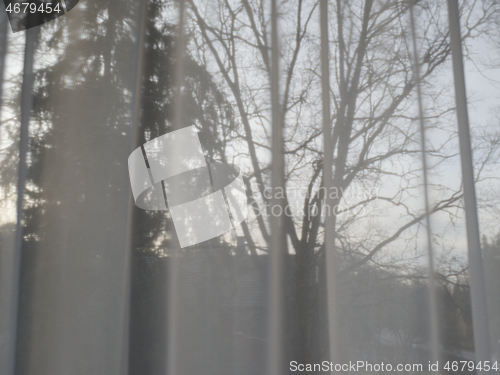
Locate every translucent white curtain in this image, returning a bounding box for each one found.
[0,1,499,375]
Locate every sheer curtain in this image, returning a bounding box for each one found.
[0,1,499,374]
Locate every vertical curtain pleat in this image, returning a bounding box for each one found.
[268,0,285,374]
[319,0,340,371]
[121,1,148,374]
[447,0,492,367]
[6,25,39,375]
[408,2,441,370]
[0,11,10,373]
[167,2,187,375]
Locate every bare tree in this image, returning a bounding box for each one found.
[184,0,500,360]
